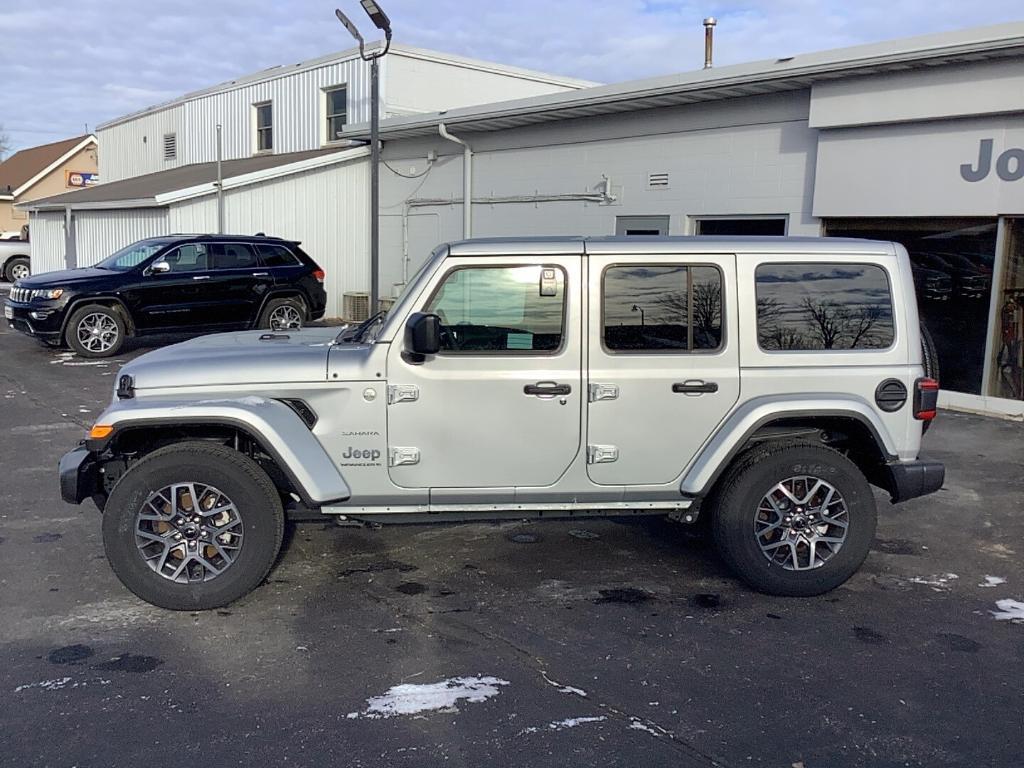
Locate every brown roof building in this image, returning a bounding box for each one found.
[0,135,98,236]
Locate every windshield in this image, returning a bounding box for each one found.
[94,239,171,271]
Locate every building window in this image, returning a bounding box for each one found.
[424,265,566,354]
[254,102,273,153]
[163,133,177,161]
[615,215,670,236]
[694,216,787,236]
[990,218,1024,401]
[325,86,348,143]
[603,265,723,352]
[755,263,895,352]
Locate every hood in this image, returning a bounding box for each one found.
[124,327,341,390]
[18,266,112,288]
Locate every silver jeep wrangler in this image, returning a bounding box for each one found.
[59,236,944,610]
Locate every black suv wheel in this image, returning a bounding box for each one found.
[259,296,306,330]
[102,441,285,610]
[710,442,877,596]
[65,303,127,358]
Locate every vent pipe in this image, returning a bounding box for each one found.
[703,17,717,69]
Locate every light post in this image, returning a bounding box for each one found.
[335,2,392,316]
[631,304,645,326]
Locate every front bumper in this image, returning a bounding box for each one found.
[5,300,65,340]
[886,459,945,503]
[59,445,101,505]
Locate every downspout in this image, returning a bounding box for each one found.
[438,122,472,238]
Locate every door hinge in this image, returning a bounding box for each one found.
[387,384,420,404]
[389,447,421,467]
[587,444,619,464]
[588,383,619,402]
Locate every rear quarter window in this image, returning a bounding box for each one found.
[256,243,302,267]
[755,263,895,351]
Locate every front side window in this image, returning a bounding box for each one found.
[425,265,565,353]
[162,244,209,273]
[755,263,895,351]
[325,86,347,142]
[603,265,723,352]
[95,239,171,271]
[254,102,273,152]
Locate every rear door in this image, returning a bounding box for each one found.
[585,250,740,486]
[207,242,274,327]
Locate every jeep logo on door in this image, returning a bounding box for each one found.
[960,139,1024,183]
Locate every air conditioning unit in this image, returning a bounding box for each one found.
[342,291,370,322]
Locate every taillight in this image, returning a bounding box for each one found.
[914,378,939,421]
[313,269,325,283]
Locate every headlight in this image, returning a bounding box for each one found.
[32,288,64,300]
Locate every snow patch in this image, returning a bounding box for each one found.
[14,677,72,692]
[908,573,958,591]
[541,670,587,697]
[629,720,661,737]
[548,716,606,730]
[980,576,1006,588]
[991,599,1024,623]
[346,676,509,719]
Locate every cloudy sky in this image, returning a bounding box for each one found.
[1,0,1021,153]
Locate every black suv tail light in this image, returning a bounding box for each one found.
[913,378,939,421]
[313,268,325,283]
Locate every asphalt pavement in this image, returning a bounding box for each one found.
[1,288,1022,768]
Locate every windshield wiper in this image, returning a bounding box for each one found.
[336,311,387,344]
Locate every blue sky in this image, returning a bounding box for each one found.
[0,0,1021,154]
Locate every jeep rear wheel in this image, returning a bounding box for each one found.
[102,441,285,610]
[710,442,876,596]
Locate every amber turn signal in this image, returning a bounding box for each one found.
[89,424,114,439]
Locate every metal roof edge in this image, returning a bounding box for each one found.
[21,198,161,213]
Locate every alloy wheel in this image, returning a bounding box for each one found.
[135,482,244,583]
[753,475,849,571]
[268,304,302,330]
[76,312,119,353]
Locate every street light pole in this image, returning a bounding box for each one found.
[336,2,392,317]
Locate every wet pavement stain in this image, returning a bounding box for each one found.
[48,645,94,665]
[32,533,62,543]
[394,581,427,596]
[853,626,888,645]
[92,654,163,673]
[692,593,721,609]
[338,560,419,578]
[510,532,540,544]
[594,588,653,604]
[873,538,920,556]
[938,633,981,653]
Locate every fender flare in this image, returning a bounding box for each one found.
[90,397,350,505]
[253,290,310,326]
[680,395,898,497]
[60,295,136,336]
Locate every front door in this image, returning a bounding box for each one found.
[126,243,214,330]
[385,253,583,489]
[586,251,740,486]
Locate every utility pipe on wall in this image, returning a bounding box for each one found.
[438,122,473,238]
[215,124,225,234]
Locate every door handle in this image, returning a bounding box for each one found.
[192,275,211,281]
[252,272,269,277]
[672,380,719,394]
[524,382,571,396]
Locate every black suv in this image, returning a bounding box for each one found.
[4,234,327,357]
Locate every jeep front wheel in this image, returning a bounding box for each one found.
[710,443,877,597]
[102,441,285,610]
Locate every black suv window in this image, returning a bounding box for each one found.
[163,244,209,273]
[210,243,258,270]
[755,263,895,351]
[425,265,565,353]
[256,243,301,267]
[603,265,723,352]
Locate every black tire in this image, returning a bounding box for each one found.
[710,442,877,597]
[258,296,306,331]
[64,303,127,358]
[102,441,285,610]
[4,255,30,282]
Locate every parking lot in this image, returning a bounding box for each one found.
[2,284,1023,768]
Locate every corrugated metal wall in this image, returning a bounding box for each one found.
[28,212,67,274]
[168,158,369,318]
[99,56,374,183]
[73,209,170,267]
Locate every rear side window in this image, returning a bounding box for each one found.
[755,263,895,351]
[210,243,258,270]
[603,265,723,352]
[425,265,565,353]
[257,243,301,267]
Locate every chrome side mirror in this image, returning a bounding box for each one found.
[148,261,171,275]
